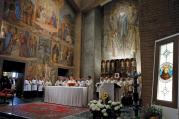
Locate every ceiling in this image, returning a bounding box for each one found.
[67,0,112,13]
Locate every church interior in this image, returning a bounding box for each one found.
[0,0,178,119]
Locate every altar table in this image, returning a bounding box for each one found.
[44,86,88,107]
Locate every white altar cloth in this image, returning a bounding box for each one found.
[44,86,88,107]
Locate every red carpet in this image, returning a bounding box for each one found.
[0,102,88,119]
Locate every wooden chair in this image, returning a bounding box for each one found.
[0,88,15,105]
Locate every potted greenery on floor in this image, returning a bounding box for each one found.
[144,106,162,119]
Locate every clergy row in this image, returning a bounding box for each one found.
[55,76,93,87]
[95,76,141,97]
[23,77,53,92]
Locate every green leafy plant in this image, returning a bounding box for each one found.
[144,106,162,119]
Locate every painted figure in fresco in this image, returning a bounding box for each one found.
[101,60,106,74]
[63,23,68,41]
[61,16,72,44]
[23,1,34,25]
[19,32,28,57]
[9,27,19,54]
[8,1,16,21]
[65,23,72,44]
[32,36,37,57]
[37,7,46,24]
[52,44,59,63]
[28,35,33,57]
[119,11,128,39]
[49,11,57,28]
[3,25,13,53]
[15,0,21,20]
[66,48,73,66]
[59,45,63,62]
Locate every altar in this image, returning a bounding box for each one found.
[44,86,88,107]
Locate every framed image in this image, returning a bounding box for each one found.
[114,73,120,78]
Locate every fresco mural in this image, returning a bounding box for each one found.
[51,43,60,63]
[103,1,140,59]
[0,21,37,57]
[61,15,73,44]
[0,0,75,82]
[38,37,51,64]
[3,0,62,33]
[32,0,62,33]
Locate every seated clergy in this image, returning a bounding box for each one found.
[23,77,32,98]
[45,80,52,86]
[78,78,86,87]
[37,77,44,97]
[67,76,76,86]
[55,77,63,86]
[31,77,38,97]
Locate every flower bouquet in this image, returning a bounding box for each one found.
[88,100,122,119]
[107,100,122,118]
[88,100,104,118]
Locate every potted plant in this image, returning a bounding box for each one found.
[144,106,162,119]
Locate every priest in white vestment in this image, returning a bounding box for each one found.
[86,76,93,102]
[37,78,44,97]
[55,77,63,86]
[23,77,32,98]
[31,77,38,97]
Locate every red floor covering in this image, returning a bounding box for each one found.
[0,102,88,119]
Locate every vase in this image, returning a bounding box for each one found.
[150,116,159,119]
[92,111,101,119]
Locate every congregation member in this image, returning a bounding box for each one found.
[37,77,44,97]
[23,77,31,98]
[31,77,38,97]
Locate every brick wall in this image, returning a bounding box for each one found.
[139,0,179,105]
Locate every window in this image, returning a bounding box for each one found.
[153,36,178,108]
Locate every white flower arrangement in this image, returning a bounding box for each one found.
[88,100,122,118]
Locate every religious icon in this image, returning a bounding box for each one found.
[106,60,110,74]
[110,60,115,74]
[131,58,136,71]
[101,60,106,74]
[160,63,173,80]
[115,59,120,73]
[125,58,131,72]
[120,59,125,69]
